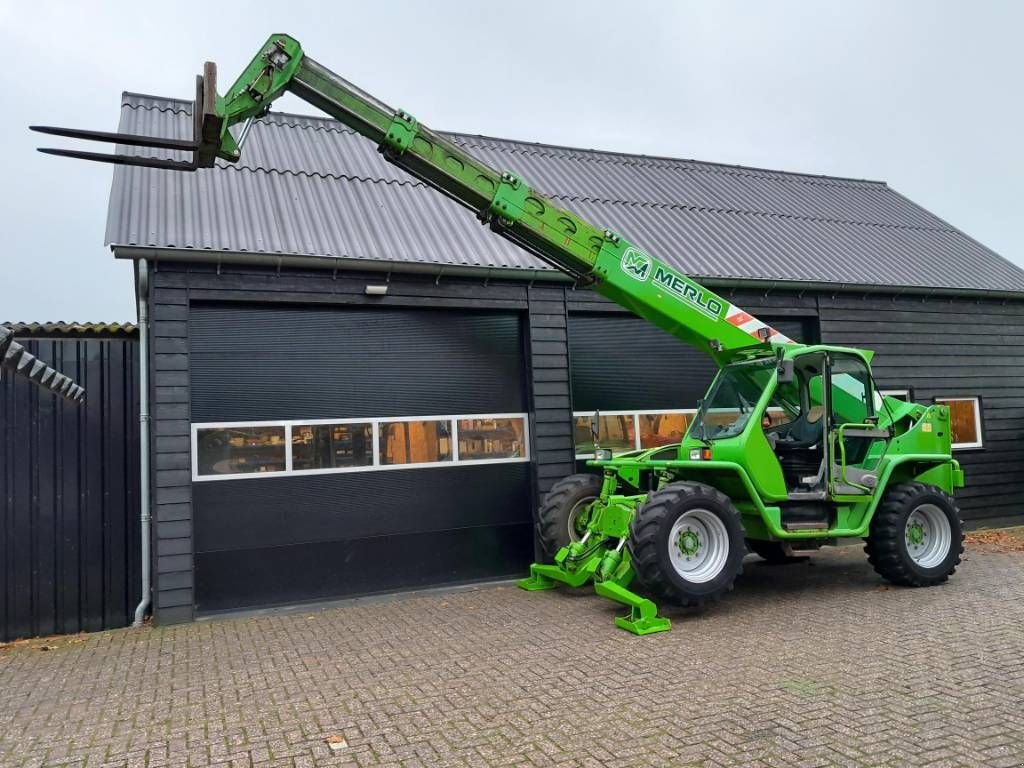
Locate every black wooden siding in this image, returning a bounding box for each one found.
[818,294,1023,522]
[527,285,575,500]
[143,261,1024,623]
[1,333,140,642]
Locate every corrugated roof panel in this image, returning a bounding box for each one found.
[449,133,947,228]
[105,93,1024,294]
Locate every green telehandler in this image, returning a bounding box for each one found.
[32,34,966,635]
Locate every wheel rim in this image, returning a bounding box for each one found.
[567,497,596,542]
[905,503,952,569]
[668,508,730,583]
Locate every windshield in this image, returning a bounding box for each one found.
[690,360,777,441]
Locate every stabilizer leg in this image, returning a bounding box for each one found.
[594,579,671,636]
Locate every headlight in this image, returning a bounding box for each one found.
[595,448,613,461]
[689,448,702,460]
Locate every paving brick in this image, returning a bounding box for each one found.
[1,546,1023,767]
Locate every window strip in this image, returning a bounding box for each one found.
[192,412,530,481]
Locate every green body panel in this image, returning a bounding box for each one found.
[196,36,964,635]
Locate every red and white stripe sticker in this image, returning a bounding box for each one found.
[724,304,796,344]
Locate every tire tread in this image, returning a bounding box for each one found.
[864,481,964,587]
[629,482,744,607]
[536,474,602,561]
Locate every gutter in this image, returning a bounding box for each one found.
[132,259,151,627]
[112,246,1024,302]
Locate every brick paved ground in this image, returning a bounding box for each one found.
[2,543,1024,768]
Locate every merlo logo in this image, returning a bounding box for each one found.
[621,247,652,281]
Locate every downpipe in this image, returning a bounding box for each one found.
[132,260,151,627]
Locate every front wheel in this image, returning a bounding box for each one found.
[865,482,964,587]
[629,482,746,607]
[536,473,603,561]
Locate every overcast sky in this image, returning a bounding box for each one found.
[2,0,1021,322]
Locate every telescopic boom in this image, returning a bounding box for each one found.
[33,34,796,365]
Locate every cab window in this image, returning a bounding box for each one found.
[830,355,873,425]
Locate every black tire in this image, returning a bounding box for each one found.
[536,474,603,561]
[629,482,746,607]
[746,538,792,563]
[865,482,964,587]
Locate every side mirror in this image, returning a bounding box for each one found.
[777,360,795,384]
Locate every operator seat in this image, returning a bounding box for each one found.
[776,406,824,450]
[774,406,825,490]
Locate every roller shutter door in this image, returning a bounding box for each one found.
[188,303,532,613]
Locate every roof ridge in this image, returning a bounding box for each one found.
[551,194,957,234]
[119,92,887,189]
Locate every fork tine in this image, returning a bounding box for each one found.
[31,125,199,152]
[37,147,197,171]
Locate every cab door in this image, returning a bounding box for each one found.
[825,353,889,496]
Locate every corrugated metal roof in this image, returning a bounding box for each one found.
[3,322,138,336]
[106,93,1024,294]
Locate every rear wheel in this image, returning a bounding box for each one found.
[865,482,964,587]
[536,474,603,560]
[629,482,746,606]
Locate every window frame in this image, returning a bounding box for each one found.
[376,415,455,468]
[454,415,528,463]
[192,424,290,478]
[289,420,376,474]
[573,408,697,460]
[879,388,913,402]
[933,396,985,451]
[191,412,530,482]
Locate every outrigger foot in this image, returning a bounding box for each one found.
[516,569,557,591]
[594,580,671,636]
[517,558,600,591]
